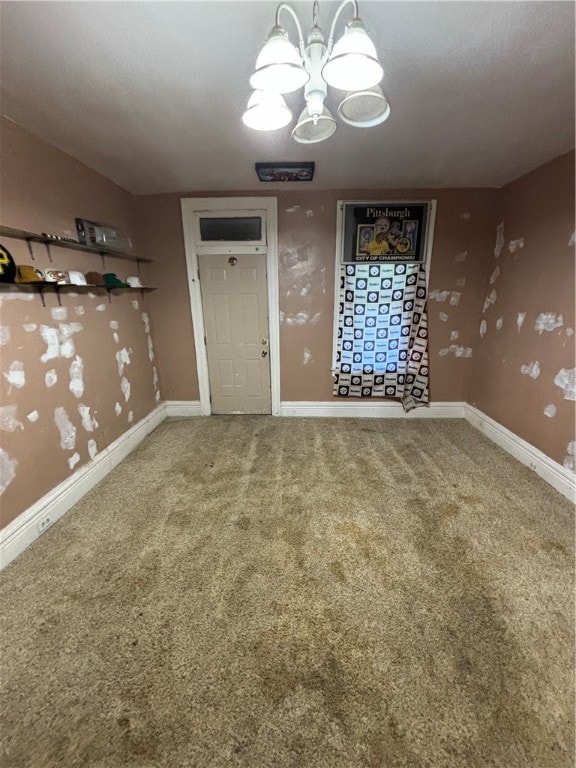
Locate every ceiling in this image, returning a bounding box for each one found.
[1,1,574,195]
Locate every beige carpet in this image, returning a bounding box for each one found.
[0,417,574,768]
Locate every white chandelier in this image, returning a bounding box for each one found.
[242,0,390,144]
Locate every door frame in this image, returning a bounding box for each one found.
[181,196,280,416]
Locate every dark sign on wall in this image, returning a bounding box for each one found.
[341,202,430,263]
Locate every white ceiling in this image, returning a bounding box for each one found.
[1,1,574,194]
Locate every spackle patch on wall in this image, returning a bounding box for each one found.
[23,323,37,332]
[439,312,449,322]
[508,238,524,253]
[74,306,85,316]
[479,320,487,338]
[439,346,472,358]
[490,266,500,285]
[131,300,139,310]
[4,361,25,389]
[40,326,60,362]
[88,439,98,460]
[113,332,119,344]
[496,317,503,331]
[535,313,563,334]
[54,407,76,451]
[109,321,119,330]
[460,212,470,219]
[494,222,505,258]
[115,402,122,417]
[0,448,18,495]
[141,313,150,334]
[566,328,574,337]
[569,231,576,247]
[68,453,80,470]
[554,368,576,400]
[127,411,134,423]
[69,356,84,399]
[0,292,33,306]
[454,251,467,263]
[564,441,576,471]
[429,290,451,303]
[78,404,98,433]
[40,322,83,362]
[51,307,68,321]
[96,304,107,312]
[283,312,310,326]
[456,278,466,288]
[517,312,526,332]
[45,369,57,388]
[116,348,131,377]
[543,404,557,418]
[303,348,313,365]
[147,336,155,362]
[120,377,131,402]
[449,292,461,306]
[520,361,541,379]
[482,291,497,314]
[0,326,11,346]
[0,405,23,432]
[450,331,459,341]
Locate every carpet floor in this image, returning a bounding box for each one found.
[0,417,574,768]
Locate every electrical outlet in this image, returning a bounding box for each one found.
[37,515,53,533]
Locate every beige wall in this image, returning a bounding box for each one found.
[469,151,575,468]
[135,188,497,403]
[1,118,573,533]
[0,118,160,528]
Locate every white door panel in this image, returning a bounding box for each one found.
[199,253,271,414]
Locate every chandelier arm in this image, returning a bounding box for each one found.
[275,3,307,57]
[326,0,359,55]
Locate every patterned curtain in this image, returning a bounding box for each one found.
[332,262,429,412]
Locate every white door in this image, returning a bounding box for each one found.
[198,252,271,414]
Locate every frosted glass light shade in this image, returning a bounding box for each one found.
[292,106,337,144]
[322,20,383,91]
[250,27,309,94]
[242,90,292,131]
[338,86,391,127]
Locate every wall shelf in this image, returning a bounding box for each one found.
[0,224,152,263]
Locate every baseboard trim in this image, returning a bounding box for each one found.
[0,404,167,570]
[165,400,202,417]
[279,401,466,418]
[463,404,575,502]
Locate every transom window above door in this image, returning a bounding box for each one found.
[195,210,267,245]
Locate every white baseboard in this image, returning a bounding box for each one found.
[0,404,167,570]
[165,400,202,417]
[279,401,465,418]
[464,404,575,503]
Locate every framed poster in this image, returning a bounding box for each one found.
[341,201,430,263]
